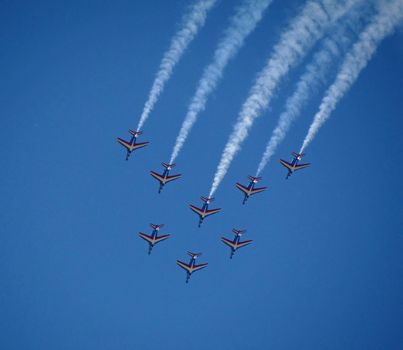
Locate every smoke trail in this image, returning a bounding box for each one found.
[255,5,365,176]
[169,0,272,164]
[136,0,217,132]
[300,0,403,153]
[209,0,358,197]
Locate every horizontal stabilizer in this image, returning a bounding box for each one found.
[162,162,175,169]
[232,229,246,235]
[129,130,142,137]
[292,152,304,158]
[150,223,164,230]
[201,196,214,203]
[248,175,262,182]
[187,251,201,258]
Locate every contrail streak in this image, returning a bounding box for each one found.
[209,0,358,197]
[300,0,403,153]
[136,0,217,132]
[255,5,365,176]
[169,0,272,164]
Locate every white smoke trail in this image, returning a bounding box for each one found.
[255,5,365,176]
[300,0,403,153]
[136,0,217,132]
[209,0,359,197]
[169,0,272,164]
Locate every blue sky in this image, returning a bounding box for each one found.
[1,1,403,349]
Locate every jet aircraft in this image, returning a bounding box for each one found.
[150,163,181,193]
[236,176,267,204]
[176,251,208,283]
[280,152,310,179]
[138,223,170,255]
[189,196,221,227]
[221,228,253,259]
[117,130,149,160]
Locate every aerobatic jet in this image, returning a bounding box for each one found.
[150,163,181,193]
[176,251,208,283]
[117,130,149,160]
[189,196,221,227]
[280,152,310,179]
[221,228,253,259]
[138,223,170,255]
[236,176,267,204]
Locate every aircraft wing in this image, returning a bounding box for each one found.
[221,237,238,250]
[117,138,133,151]
[279,159,294,171]
[150,171,165,183]
[192,263,208,273]
[249,187,267,195]
[236,239,253,249]
[189,205,205,217]
[293,163,310,171]
[131,141,149,150]
[176,260,193,273]
[154,234,170,244]
[165,174,181,183]
[236,183,250,195]
[138,232,154,244]
[204,208,221,217]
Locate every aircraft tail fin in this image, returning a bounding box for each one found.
[129,130,142,137]
[187,251,201,258]
[248,175,262,182]
[162,162,176,169]
[232,228,246,236]
[292,151,304,158]
[201,196,214,203]
[150,223,164,230]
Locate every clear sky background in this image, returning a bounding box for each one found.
[1,1,403,349]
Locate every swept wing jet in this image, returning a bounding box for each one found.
[279,152,310,179]
[117,130,149,160]
[221,228,253,259]
[176,251,208,283]
[236,176,267,204]
[138,223,170,255]
[150,163,181,193]
[189,196,221,227]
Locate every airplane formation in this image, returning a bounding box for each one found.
[117,129,310,283]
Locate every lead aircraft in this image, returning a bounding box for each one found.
[117,130,149,160]
[176,251,208,283]
[280,152,310,179]
[236,176,267,204]
[138,223,170,255]
[221,229,253,259]
[150,163,181,193]
[189,196,221,227]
